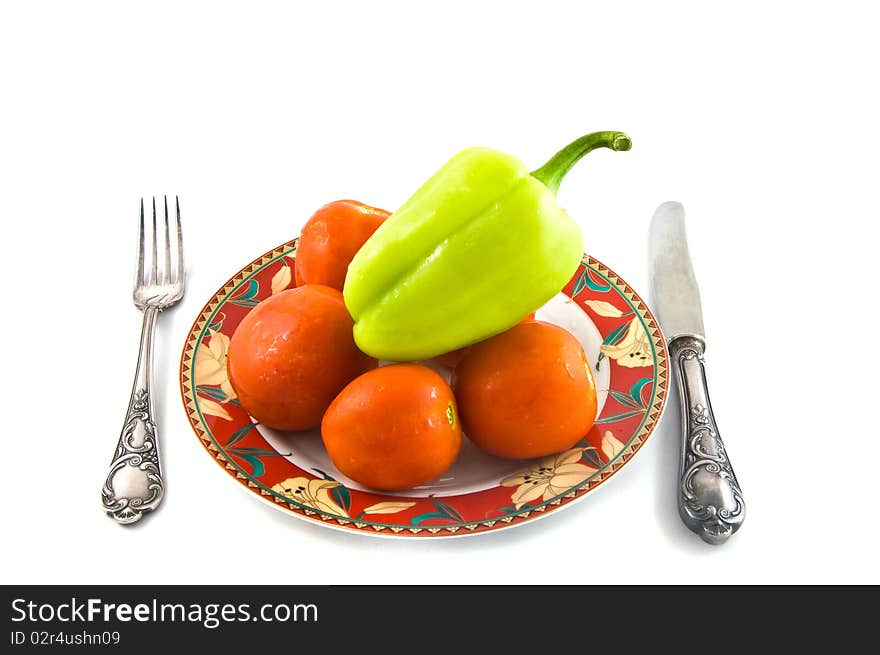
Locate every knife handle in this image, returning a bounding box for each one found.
[669,336,745,544]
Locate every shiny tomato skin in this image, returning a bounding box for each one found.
[322,364,461,491]
[227,285,376,431]
[295,200,389,290]
[452,320,597,459]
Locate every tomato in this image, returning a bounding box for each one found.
[227,285,376,430]
[452,320,597,459]
[295,200,389,290]
[321,364,461,490]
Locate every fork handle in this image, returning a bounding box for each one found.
[101,306,165,524]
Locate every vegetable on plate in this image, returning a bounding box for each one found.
[226,285,377,431]
[453,320,598,459]
[321,364,462,491]
[295,199,389,291]
[344,131,631,361]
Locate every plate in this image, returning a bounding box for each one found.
[180,239,669,537]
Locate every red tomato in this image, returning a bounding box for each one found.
[227,285,377,430]
[453,321,597,459]
[322,364,461,491]
[295,200,389,290]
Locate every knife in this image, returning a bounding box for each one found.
[649,202,745,545]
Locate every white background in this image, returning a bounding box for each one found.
[1,1,877,585]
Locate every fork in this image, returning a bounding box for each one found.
[101,196,185,525]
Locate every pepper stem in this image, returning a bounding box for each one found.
[530,131,632,194]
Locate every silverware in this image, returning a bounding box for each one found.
[649,201,745,545]
[101,197,185,525]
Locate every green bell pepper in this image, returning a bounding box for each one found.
[343,131,632,361]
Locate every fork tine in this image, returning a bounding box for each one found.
[175,196,185,286]
[151,197,158,285]
[163,196,171,285]
[136,198,146,287]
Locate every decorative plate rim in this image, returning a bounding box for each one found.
[179,239,669,537]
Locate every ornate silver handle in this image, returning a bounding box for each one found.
[670,336,745,544]
[101,306,165,524]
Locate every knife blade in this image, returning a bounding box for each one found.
[649,202,745,545]
[649,202,705,340]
